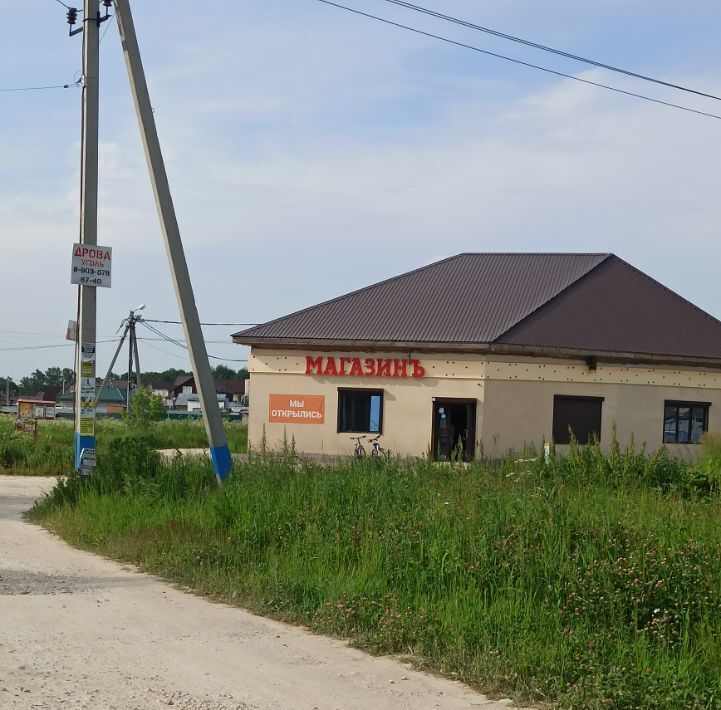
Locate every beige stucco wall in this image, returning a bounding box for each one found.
[247,349,721,460]
[248,350,484,458]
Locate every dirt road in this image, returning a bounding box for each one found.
[0,476,521,710]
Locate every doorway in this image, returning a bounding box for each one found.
[431,399,477,461]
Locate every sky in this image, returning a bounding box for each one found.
[1,0,721,381]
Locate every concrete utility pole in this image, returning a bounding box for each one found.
[113,0,232,481]
[95,305,143,411]
[74,0,101,472]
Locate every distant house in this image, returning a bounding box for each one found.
[170,374,247,405]
[55,386,127,418]
[174,392,230,412]
[148,379,172,405]
[104,379,172,407]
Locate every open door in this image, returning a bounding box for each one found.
[431,398,476,461]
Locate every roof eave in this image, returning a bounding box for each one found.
[234,336,721,370]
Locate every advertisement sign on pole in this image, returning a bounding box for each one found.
[70,244,113,288]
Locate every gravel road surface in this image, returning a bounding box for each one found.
[0,475,522,710]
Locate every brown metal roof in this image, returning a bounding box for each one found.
[235,253,609,344]
[498,256,721,360]
[234,253,721,363]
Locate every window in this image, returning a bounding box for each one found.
[663,402,709,444]
[338,389,383,433]
[552,395,603,445]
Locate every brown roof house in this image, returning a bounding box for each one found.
[171,374,246,405]
[234,254,721,461]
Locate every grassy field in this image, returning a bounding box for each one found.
[0,415,247,475]
[30,438,721,708]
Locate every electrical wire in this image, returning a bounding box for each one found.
[136,337,235,345]
[381,0,721,103]
[0,79,82,92]
[0,339,118,353]
[138,321,248,363]
[139,340,193,362]
[143,319,260,327]
[141,321,188,350]
[315,0,721,122]
[99,11,116,44]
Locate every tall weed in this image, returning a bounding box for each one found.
[30,439,721,707]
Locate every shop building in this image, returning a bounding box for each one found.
[233,254,721,461]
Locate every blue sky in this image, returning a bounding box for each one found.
[2,0,721,379]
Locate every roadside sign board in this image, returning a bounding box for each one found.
[268,394,325,424]
[70,244,112,288]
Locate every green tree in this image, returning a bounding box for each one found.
[44,366,74,387]
[126,387,166,427]
[212,364,236,380]
[19,369,47,395]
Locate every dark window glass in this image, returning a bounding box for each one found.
[552,396,603,445]
[663,402,708,444]
[338,389,383,433]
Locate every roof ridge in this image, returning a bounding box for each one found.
[235,253,614,338]
[493,253,613,342]
[458,251,610,256]
[234,253,468,337]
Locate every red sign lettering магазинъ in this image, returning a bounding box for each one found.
[305,356,425,379]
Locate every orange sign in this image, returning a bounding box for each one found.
[269,394,325,424]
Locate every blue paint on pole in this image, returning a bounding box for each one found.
[75,433,96,469]
[210,443,232,481]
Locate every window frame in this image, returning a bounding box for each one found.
[337,388,384,434]
[552,395,604,445]
[663,400,710,445]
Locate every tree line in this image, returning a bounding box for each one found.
[1,364,248,398]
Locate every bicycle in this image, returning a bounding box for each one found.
[368,434,391,461]
[351,435,366,459]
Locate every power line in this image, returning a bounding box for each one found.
[381,0,721,103]
[143,319,260,327]
[99,11,116,44]
[137,337,235,345]
[0,79,82,92]
[0,339,118,353]
[139,321,248,363]
[315,0,721,122]
[138,339,192,362]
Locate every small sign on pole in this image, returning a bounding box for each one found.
[66,320,78,341]
[79,447,96,476]
[70,244,113,288]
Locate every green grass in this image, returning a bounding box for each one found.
[0,415,247,475]
[30,438,721,708]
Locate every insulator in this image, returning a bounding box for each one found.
[67,7,78,25]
